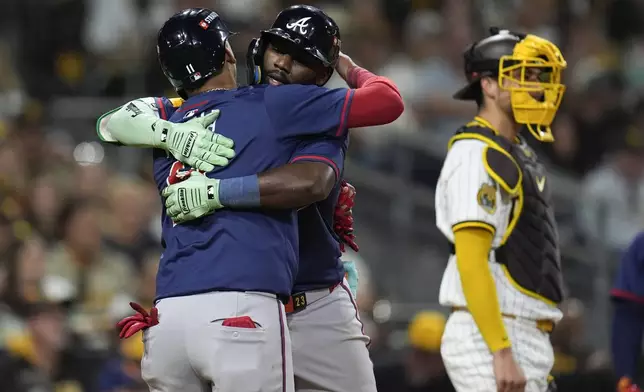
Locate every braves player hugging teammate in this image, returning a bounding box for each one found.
[96,5,403,392]
[434,28,567,392]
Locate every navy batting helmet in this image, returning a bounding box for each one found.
[157,8,233,98]
[453,28,524,101]
[246,5,341,85]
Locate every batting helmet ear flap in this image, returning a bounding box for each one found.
[246,37,264,85]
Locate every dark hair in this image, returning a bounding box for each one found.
[474,83,485,108]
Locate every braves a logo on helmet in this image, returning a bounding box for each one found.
[286,17,312,35]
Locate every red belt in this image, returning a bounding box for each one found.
[284,283,340,314]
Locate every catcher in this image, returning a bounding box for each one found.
[435,28,567,392]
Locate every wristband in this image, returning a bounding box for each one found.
[218,175,260,207]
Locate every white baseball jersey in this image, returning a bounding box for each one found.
[435,138,562,322]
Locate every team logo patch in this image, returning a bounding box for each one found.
[183,108,199,120]
[535,175,546,192]
[166,161,201,186]
[477,183,497,214]
[286,17,312,35]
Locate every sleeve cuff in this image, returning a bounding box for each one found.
[452,221,496,235]
[155,98,169,120]
[336,89,354,137]
[290,155,339,181]
[611,289,644,304]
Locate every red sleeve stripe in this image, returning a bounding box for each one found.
[290,155,339,180]
[611,289,644,304]
[156,98,168,120]
[336,89,354,137]
[176,100,208,113]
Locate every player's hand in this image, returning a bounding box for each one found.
[334,180,359,252]
[335,51,358,82]
[162,171,223,224]
[154,110,235,172]
[343,261,359,298]
[492,347,527,392]
[618,377,643,392]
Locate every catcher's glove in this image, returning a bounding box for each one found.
[116,302,159,339]
[334,180,358,252]
[619,377,643,392]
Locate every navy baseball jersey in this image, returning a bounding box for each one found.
[152,84,353,301]
[290,137,349,293]
[611,232,644,302]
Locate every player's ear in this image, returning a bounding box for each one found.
[480,77,497,101]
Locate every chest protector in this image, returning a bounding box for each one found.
[451,123,564,305]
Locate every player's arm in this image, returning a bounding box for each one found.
[95,97,235,172]
[257,163,335,209]
[335,51,404,128]
[163,139,344,223]
[265,63,403,140]
[611,233,644,389]
[446,141,520,354]
[257,138,343,208]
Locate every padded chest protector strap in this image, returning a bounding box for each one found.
[482,145,522,196]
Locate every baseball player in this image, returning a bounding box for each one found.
[434,28,567,392]
[611,232,644,392]
[98,6,403,392]
[245,7,400,391]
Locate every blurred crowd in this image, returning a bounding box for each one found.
[0,0,643,390]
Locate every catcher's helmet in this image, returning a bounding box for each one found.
[157,8,233,98]
[454,28,567,142]
[246,5,341,85]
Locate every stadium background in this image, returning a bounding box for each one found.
[0,0,642,390]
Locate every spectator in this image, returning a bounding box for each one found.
[97,331,148,392]
[578,128,644,250]
[375,311,455,392]
[103,176,158,270]
[0,301,92,392]
[46,199,135,350]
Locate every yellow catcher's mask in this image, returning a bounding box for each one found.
[498,35,567,142]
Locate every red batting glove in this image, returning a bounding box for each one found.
[618,377,643,392]
[116,302,159,339]
[334,180,359,252]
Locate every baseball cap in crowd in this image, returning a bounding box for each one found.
[407,311,446,352]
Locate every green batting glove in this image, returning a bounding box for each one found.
[152,110,235,172]
[343,261,359,298]
[162,171,223,223]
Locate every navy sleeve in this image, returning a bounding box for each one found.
[612,301,644,380]
[290,138,346,183]
[610,232,644,381]
[611,232,644,302]
[265,84,354,139]
[155,97,182,120]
